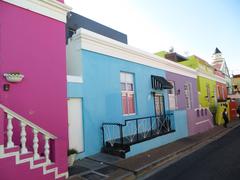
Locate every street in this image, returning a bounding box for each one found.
[147,126,240,180]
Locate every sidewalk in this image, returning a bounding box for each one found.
[68,119,240,180]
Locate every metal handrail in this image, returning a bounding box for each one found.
[102,113,173,127]
[102,113,174,148]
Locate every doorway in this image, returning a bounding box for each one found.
[67,98,84,153]
[153,93,165,116]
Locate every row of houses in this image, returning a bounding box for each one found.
[66,13,237,159]
[0,0,237,179]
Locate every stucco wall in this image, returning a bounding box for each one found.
[0,1,68,174]
[126,110,188,158]
[68,49,174,158]
[166,71,199,110]
[197,76,216,108]
[179,56,198,69]
[187,108,213,136]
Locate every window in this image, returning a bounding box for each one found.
[168,81,175,95]
[206,84,210,102]
[168,81,177,110]
[197,110,200,117]
[154,94,165,116]
[120,72,135,115]
[222,86,225,100]
[184,83,192,109]
[216,85,220,99]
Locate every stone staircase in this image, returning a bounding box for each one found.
[0,104,68,179]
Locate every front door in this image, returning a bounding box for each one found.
[67,98,84,153]
[154,93,165,116]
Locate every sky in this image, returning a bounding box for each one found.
[65,0,240,75]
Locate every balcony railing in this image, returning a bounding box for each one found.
[102,113,175,149]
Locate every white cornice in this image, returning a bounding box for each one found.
[72,28,197,79]
[197,70,226,84]
[3,0,71,23]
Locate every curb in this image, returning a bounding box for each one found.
[123,121,240,179]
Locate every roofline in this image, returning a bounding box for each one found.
[3,0,72,23]
[72,28,197,79]
[68,28,228,84]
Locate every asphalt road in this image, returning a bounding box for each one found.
[147,126,240,180]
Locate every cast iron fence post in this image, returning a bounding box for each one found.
[136,119,139,141]
[120,125,123,146]
[150,117,153,137]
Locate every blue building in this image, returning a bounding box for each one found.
[66,27,197,159]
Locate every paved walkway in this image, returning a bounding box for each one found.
[68,119,240,180]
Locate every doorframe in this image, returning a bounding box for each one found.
[153,92,165,116]
[67,97,84,153]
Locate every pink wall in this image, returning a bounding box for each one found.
[0,156,55,180]
[187,109,214,136]
[0,109,4,145]
[0,1,68,175]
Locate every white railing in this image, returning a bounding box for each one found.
[0,104,57,163]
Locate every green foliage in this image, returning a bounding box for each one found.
[155,51,168,58]
[68,149,78,156]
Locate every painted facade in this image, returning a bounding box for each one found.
[229,75,240,103]
[177,55,225,109]
[212,48,232,94]
[232,74,240,94]
[67,29,198,159]
[155,52,221,109]
[0,0,71,179]
[155,52,215,135]
[178,53,235,125]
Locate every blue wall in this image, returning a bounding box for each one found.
[68,49,179,158]
[126,110,188,158]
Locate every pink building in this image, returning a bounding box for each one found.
[0,0,71,179]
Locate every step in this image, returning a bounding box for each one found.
[19,152,34,160]
[102,147,128,158]
[4,146,20,154]
[45,163,57,171]
[33,157,47,165]
[106,142,130,151]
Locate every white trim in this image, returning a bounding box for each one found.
[0,104,57,139]
[195,119,209,125]
[70,28,197,79]
[0,147,68,179]
[67,75,83,83]
[195,119,213,128]
[197,70,226,84]
[3,0,71,23]
[0,145,3,155]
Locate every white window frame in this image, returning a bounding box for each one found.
[184,82,193,109]
[216,85,220,99]
[168,81,177,110]
[120,72,136,116]
[206,84,210,102]
[222,86,225,100]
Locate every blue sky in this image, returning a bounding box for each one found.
[65,0,240,75]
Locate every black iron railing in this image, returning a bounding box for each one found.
[102,113,175,149]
